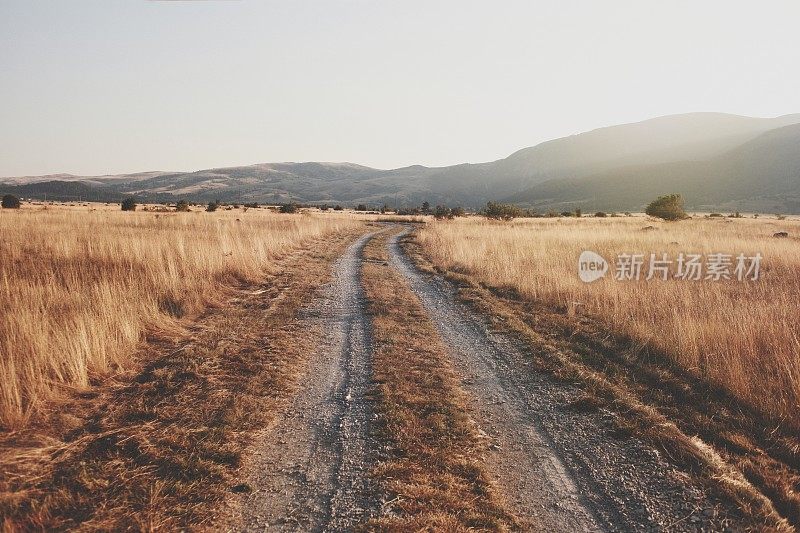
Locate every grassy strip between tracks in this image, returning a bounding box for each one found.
[361,228,522,532]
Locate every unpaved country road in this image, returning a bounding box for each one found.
[388,230,731,532]
[233,227,731,532]
[237,231,379,532]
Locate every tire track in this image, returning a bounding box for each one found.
[389,229,732,532]
[236,231,378,532]
[387,229,604,532]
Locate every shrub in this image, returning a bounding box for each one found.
[121,198,137,212]
[175,200,190,212]
[422,201,431,214]
[575,208,582,217]
[433,205,453,220]
[319,204,329,211]
[483,201,522,221]
[333,205,343,211]
[595,211,607,218]
[355,204,367,212]
[1,194,21,209]
[206,200,220,212]
[451,206,466,217]
[645,194,688,221]
[560,211,573,217]
[279,203,298,214]
[244,202,259,209]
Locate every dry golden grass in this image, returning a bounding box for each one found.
[362,230,519,531]
[0,204,360,428]
[416,216,800,429]
[0,216,369,531]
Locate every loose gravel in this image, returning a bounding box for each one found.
[389,230,735,532]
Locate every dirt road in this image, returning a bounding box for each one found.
[237,231,379,532]
[232,227,742,531]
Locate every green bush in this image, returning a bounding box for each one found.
[595,211,607,218]
[121,197,137,211]
[483,201,522,221]
[1,194,21,209]
[279,203,298,214]
[175,200,190,212]
[645,194,688,221]
[433,205,453,220]
[206,200,220,212]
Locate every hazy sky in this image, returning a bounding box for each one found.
[1,0,799,176]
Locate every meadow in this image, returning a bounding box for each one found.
[0,204,360,428]
[416,215,800,428]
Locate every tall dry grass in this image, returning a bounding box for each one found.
[417,216,800,427]
[0,205,360,428]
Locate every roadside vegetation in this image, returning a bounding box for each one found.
[417,216,800,427]
[362,230,520,531]
[0,204,359,428]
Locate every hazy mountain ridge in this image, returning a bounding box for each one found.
[3,112,800,212]
[511,122,800,213]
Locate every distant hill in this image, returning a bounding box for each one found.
[510,123,800,214]
[3,112,800,212]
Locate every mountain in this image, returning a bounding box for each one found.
[3,112,800,211]
[510,123,800,214]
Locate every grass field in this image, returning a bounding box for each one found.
[416,216,800,428]
[0,204,361,428]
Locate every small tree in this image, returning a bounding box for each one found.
[1,194,21,209]
[483,201,522,221]
[121,197,137,211]
[433,205,453,220]
[595,211,607,218]
[355,204,367,212]
[206,200,220,212]
[175,200,190,212]
[421,201,431,214]
[645,194,688,221]
[451,206,466,217]
[279,203,298,214]
[333,205,343,211]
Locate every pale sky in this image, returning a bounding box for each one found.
[1,0,799,177]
